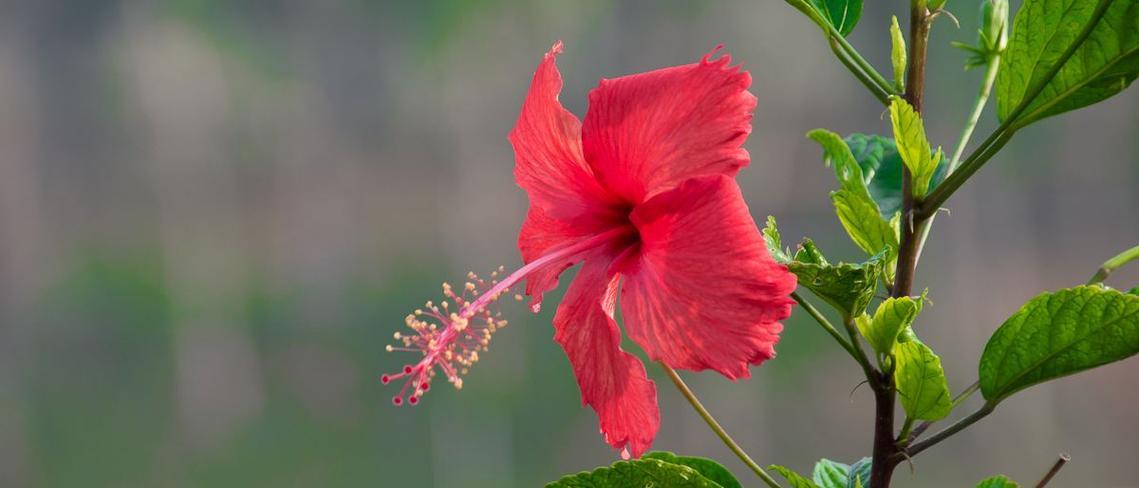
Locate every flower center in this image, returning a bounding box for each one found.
[381,225,634,406]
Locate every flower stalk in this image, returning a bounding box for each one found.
[660,363,783,488]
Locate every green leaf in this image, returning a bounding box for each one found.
[976,475,1020,488]
[789,241,885,317]
[895,339,953,421]
[845,457,871,488]
[979,286,1139,403]
[812,459,850,488]
[1129,287,1138,295]
[763,216,792,265]
[890,15,906,92]
[808,129,899,260]
[888,98,941,197]
[844,134,947,218]
[644,452,742,488]
[996,0,1139,128]
[546,458,723,488]
[784,0,863,37]
[857,296,923,356]
[770,465,822,488]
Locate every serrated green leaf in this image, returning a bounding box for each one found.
[857,296,923,356]
[976,475,1020,488]
[844,134,947,218]
[895,339,953,421]
[546,458,723,488]
[846,457,871,488]
[794,239,830,265]
[890,15,906,92]
[784,0,863,37]
[644,452,742,488]
[770,465,822,488]
[808,130,898,260]
[789,243,884,317]
[812,459,850,488]
[763,216,792,265]
[979,286,1139,403]
[996,0,1139,128]
[888,98,940,197]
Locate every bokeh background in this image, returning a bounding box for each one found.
[2,1,1137,487]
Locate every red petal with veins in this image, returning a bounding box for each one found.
[509,41,624,222]
[581,46,756,204]
[553,256,659,458]
[619,176,796,379]
[518,204,605,309]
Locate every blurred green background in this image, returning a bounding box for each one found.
[1,1,1137,487]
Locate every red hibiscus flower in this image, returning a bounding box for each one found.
[382,41,796,459]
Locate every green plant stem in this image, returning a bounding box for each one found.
[918,0,1117,218]
[829,29,897,99]
[1086,244,1139,285]
[829,37,891,104]
[906,380,981,442]
[659,363,783,488]
[792,291,859,360]
[914,53,1000,262]
[916,124,1015,219]
[896,417,916,445]
[841,316,878,384]
[900,401,997,460]
[948,56,1002,173]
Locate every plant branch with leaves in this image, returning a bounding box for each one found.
[386,1,1139,486]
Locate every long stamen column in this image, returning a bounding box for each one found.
[380,226,632,406]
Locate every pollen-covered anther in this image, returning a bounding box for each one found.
[381,267,514,406]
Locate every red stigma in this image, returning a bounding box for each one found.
[409,396,419,405]
[403,365,413,375]
[392,396,403,406]
[420,382,430,391]
[380,374,390,384]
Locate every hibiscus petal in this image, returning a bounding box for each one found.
[509,41,623,222]
[517,204,599,309]
[619,175,796,379]
[553,256,659,458]
[581,46,756,203]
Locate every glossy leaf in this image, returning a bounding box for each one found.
[784,0,864,37]
[996,0,1139,128]
[857,296,922,356]
[844,134,947,218]
[888,98,941,197]
[980,286,1139,402]
[770,465,822,488]
[546,458,723,488]
[644,452,742,488]
[789,241,885,317]
[976,475,1020,488]
[895,339,953,421]
[812,459,850,488]
[808,129,898,260]
[763,216,793,265]
[890,15,906,92]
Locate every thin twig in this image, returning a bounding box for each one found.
[1034,453,1071,488]
[902,402,996,460]
[906,380,981,443]
[1086,244,1139,285]
[792,291,858,359]
[659,363,783,488]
